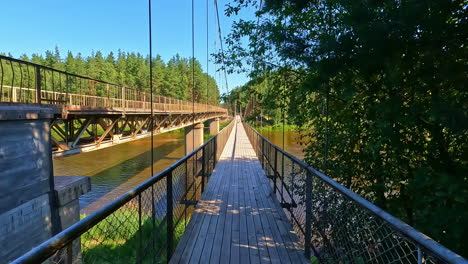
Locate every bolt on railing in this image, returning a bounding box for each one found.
[12,119,235,264]
[242,121,467,264]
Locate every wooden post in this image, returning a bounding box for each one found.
[106,84,110,107]
[12,87,17,102]
[35,66,41,104]
[121,86,125,108]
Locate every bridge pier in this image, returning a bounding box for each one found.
[0,106,90,263]
[208,118,220,135]
[184,122,204,154]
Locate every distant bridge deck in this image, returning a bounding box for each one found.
[170,119,308,264]
[0,55,228,156]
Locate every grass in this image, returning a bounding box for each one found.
[80,210,187,264]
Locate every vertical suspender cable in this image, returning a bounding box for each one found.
[206,0,209,110]
[191,0,196,209]
[324,3,332,172]
[214,0,229,95]
[147,0,157,261]
[192,0,195,152]
[148,0,154,178]
[282,74,285,151]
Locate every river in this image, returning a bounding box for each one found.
[53,128,304,214]
[53,131,186,214]
[259,129,305,160]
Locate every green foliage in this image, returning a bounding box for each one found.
[221,0,468,256]
[9,47,220,104]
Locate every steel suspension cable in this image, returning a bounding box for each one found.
[192,0,195,153]
[206,0,209,111]
[148,0,157,258]
[214,0,229,95]
[148,0,154,178]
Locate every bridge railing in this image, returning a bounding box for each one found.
[243,122,466,264]
[12,119,235,264]
[0,55,226,113]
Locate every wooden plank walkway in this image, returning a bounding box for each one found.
[170,118,308,264]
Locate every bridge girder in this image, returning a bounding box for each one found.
[51,111,226,158]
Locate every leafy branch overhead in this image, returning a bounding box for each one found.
[220,0,468,256]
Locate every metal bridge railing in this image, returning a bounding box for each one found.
[243,122,467,264]
[12,119,234,264]
[0,55,226,114]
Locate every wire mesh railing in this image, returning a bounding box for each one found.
[243,121,466,264]
[12,119,234,264]
[0,55,226,114]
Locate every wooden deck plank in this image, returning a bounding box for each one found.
[230,146,241,264]
[195,155,231,263]
[259,163,307,263]
[238,148,253,264]
[188,151,230,263]
[242,139,267,264]
[254,166,305,263]
[206,164,231,263]
[170,118,308,264]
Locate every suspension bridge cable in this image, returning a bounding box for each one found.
[324,2,332,172]
[192,0,195,155]
[148,0,154,178]
[214,0,229,95]
[206,0,209,111]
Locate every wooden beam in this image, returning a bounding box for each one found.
[70,118,92,148]
[96,118,119,147]
[131,116,150,137]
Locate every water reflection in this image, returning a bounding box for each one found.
[259,130,304,160]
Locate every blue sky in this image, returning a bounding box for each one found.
[0,0,255,92]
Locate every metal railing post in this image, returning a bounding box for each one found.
[273,149,278,193]
[261,138,265,169]
[35,66,41,104]
[214,135,218,162]
[167,170,174,260]
[201,145,206,193]
[305,169,313,259]
[138,194,142,264]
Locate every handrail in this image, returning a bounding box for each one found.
[243,121,467,264]
[0,55,124,86]
[0,55,227,113]
[12,119,235,264]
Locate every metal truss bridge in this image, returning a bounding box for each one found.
[0,55,227,157]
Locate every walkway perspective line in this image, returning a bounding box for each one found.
[170,117,308,264]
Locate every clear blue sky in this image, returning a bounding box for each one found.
[0,0,255,93]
